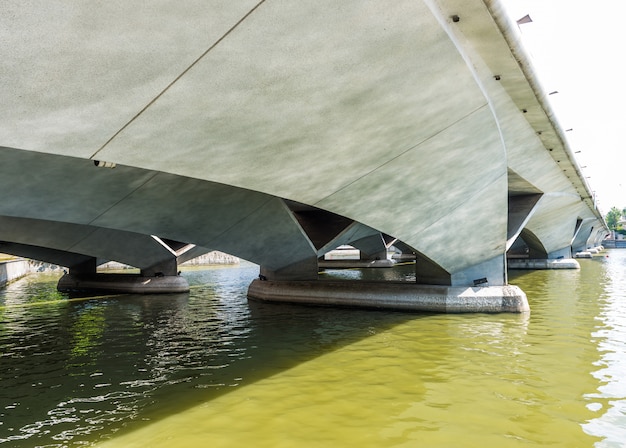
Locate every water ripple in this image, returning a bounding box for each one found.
[2,258,626,446]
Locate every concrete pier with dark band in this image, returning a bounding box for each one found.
[248,280,529,313]
[58,273,189,295]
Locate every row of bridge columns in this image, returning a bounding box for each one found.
[0,181,605,313]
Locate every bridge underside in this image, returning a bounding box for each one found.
[0,0,606,311]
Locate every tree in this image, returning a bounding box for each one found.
[606,206,622,230]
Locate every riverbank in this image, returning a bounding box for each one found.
[98,251,240,270]
[0,258,34,287]
[602,238,626,248]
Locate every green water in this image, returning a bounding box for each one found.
[1,253,625,447]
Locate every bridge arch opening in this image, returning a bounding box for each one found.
[507,228,548,260]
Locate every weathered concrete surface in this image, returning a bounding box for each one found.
[248,279,529,313]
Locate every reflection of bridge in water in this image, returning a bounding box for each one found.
[0,0,607,312]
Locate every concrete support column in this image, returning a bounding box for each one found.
[259,256,319,282]
[69,257,97,275]
[414,253,451,286]
[450,255,506,287]
[140,258,178,277]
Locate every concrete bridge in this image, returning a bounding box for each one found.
[0,0,607,311]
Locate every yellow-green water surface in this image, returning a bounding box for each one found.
[1,253,625,447]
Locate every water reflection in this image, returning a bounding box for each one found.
[1,264,417,446]
[582,251,626,446]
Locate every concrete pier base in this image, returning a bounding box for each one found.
[57,273,189,294]
[508,258,580,270]
[247,279,529,313]
[574,252,593,259]
[318,259,395,269]
[391,253,417,261]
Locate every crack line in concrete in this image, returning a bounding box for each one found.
[90,0,268,160]
[313,103,489,207]
[84,171,161,228]
[62,169,164,258]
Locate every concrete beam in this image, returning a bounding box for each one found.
[176,245,213,265]
[0,215,180,273]
[0,242,96,271]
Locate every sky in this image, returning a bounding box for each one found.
[499,0,626,214]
